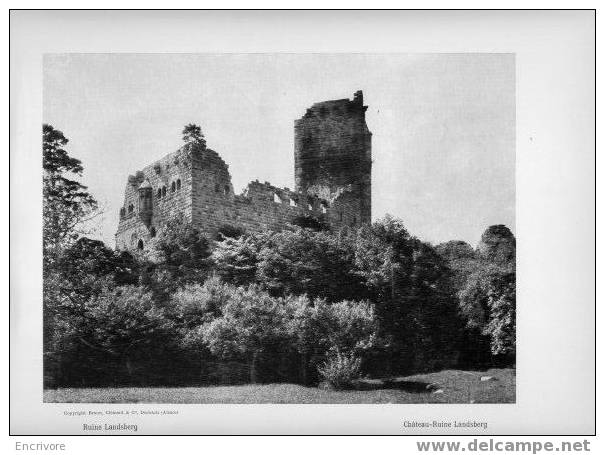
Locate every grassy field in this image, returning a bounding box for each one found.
[44,368,514,404]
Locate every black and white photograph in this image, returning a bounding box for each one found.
[9,10,595,437]
[41,53,516,404]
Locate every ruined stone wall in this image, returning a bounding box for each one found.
[115,147,194,251]
[191,176,333,238]
[294,90,372,225]
[115,91,372,252]
[188,146,343,238]
[115,144,345,251]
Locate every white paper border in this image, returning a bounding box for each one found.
[9,10,595,435]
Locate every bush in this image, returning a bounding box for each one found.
[318,351,362,389]
[299,299,378,355]
[173,279,379,385]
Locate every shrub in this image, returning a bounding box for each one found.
[286,297,377,383]
[317,351,362,389]
[310,299,378,355]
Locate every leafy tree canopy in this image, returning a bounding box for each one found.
[152,214,212,290]
[182,123,206,148]
[43,124,97,268]
[477,224,516,266]
[255,228,366,302]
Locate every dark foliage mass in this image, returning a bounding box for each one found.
[43,124,516,389]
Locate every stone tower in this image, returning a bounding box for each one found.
[294,90,372,226]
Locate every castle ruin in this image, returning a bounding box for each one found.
[115,91,372,252]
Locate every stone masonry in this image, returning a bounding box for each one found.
[115,91,372,252]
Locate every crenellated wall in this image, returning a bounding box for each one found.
[193,178,333,237]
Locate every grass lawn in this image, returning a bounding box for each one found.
[44,368,515,404]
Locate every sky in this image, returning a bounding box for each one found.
[43,53,515,247]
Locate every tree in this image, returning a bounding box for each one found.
[354,215,414,302]
[435,240,476,262]
[62,285,176,385]
[59,238,139,287]
[459,266,516,359]
[182,123,206,148]
[212,234,264,286]
[151,214,212,294]
[45,238,141,335]
[213,228,366,302]
[43,124,97,270]
[43,237,147,388]
[435,240,480,295]
[401,240,464,372]
[485,272,516,356]
[255,228,366,302]
[200,285,292,383]
[170,276,235,337]
[292,299,377,356]
[353,215,463,374]
[449,225,516,366]
[477,224,516,266]
[43,124,99,387]
[281,295,377,385]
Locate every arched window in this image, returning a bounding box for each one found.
[150,227,156,238]
[162,186,166,197]
[157,188,162,199]
[321,202,328,214]
[120,207,125,218]
[137,239,144,250]
[224,185,230,194]
[339,212,343,222]
[352,216,357,225]
[171,181,176,193]
[128,204,134,214]
[176,179,181,190]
